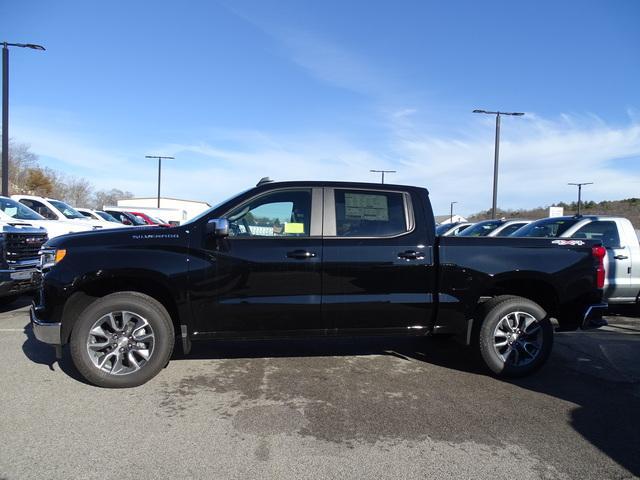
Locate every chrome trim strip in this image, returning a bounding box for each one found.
[310,188,323,237]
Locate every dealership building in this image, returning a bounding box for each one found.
[110,197,211,224]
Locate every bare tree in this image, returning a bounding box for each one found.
[64,177,93,207]
[93,189,134,210]
[7,140,38,194]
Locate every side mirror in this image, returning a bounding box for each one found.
[207,218,229,237]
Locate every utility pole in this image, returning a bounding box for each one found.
[568,182,593,215]
[370,169,396,184]
[2,42,45,196]
[145,155,174,207]
[472,109,525,219]
[450,201,457,223]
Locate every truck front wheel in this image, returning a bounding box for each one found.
[476,296,553,377]
[69,292,175,388]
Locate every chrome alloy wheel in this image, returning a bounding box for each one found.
[492,311,543,367]
[86,311,155,375]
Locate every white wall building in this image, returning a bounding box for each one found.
[435,214,468,225]
[110,197,211,224]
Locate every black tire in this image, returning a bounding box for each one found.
[69,292,175,388]
[0,295,19,307]
[475,296,553,378]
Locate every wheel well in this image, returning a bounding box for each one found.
[482,279,559,318]
[60,277,180,344]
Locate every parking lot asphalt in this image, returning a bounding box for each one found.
[0,299,639,480]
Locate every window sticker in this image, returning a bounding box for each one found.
[344,193,389,221]
[284,222,305,234]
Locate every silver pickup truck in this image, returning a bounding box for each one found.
[513,215,640,305]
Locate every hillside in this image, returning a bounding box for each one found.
[468,198,640,227]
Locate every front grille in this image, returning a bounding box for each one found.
[5,232,48,266]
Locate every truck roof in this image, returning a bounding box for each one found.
[252,180,429,193]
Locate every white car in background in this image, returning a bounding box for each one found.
[11,195,121,230]
[0,196,94,238]
[75,208,123,224]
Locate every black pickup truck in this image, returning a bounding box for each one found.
[31,180,607,388]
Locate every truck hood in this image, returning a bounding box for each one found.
[44,224,182,249]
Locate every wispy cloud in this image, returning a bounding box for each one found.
[12,105,640,215]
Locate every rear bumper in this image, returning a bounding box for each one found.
[30,304,62,345]
[582,303,608,330]
[0,267,39,297]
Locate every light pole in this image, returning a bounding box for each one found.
[472,109,525,219]
[370,169,396,184]
[2,42,45,196]
[450,201,457,223]
[568,182,593,215]
[145,155,174,207]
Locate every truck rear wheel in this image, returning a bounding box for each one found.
[476,296,553,377]
[69,292,174,388]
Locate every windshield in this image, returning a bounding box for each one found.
[458,220,503,237]
[184,188,252,225]
[0,197,45,220]
[95,211,119,223]
[513,218,580,238]
[49,199,87,219]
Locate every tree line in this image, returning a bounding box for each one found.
[7,140,134,209]
[469,198,640,227]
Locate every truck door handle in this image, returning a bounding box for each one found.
[614,254,629,260]
[398,250,424,260]
[287,250,316,259]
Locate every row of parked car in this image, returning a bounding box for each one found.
[0,194,172,305]
[0,194,170,239]
[438,215,640,306]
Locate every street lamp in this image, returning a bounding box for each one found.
[472,109,525,219]
[145,155,174,208]
[568,182,593,215]
[2,42,46,196]
[370,169,396,184]
[450,201,457,223]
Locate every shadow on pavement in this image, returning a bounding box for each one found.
[21,323,91,385]
[0,296,32,314]
[21,322,639,476]
[181,331,640,477]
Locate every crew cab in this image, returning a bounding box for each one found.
[30,180,606,388]
[512,215,640,305]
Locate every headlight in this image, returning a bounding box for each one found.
[39,248,66,269]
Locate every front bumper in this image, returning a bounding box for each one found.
[582,303,608,329]
[0,267,39,297]
[30,304,62,345]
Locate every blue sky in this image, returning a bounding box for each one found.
[2,0,640,215]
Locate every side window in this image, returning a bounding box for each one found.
[573,221,621,248]
[334,189,408,237]
[20,199,57,220]
[226,189,311,237]
[496,223,525,237]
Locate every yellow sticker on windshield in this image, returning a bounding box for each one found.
[284,222,304,234]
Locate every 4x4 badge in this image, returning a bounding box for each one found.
[551,239,585,246]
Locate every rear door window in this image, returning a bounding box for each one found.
[334,190,408,237]
[19,199,57,220]
[573,221,621,248]
[495,223,527,237]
